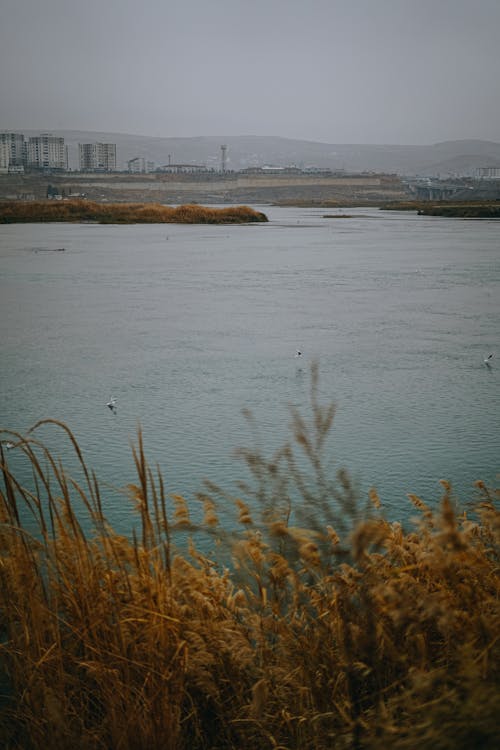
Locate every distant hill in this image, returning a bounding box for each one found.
[20,131,500,176]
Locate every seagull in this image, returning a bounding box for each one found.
[1,441,15,450]
[295,350,303,358]
[484,354,494,366]
[106,396,117,414]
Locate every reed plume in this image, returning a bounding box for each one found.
[0,369,498,749]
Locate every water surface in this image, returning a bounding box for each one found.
[1,207,498,532]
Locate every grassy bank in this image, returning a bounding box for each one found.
[0,200,268,224]
[0,370,498,749]
[273,199,385,208]
[383,200,500,217]
[418,203,500,218]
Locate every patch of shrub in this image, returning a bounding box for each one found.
[0,200,268,224]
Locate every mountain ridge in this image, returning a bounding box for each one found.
[15,130,500,175]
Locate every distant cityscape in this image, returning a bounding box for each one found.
[0,131,330,177]
[0,130,353,177]
[3,131,500,181]
[0,131,153,174]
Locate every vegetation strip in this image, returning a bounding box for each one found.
[383,200,500,217]
[0,200,268,224]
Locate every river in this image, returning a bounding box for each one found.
[1,206,498,534]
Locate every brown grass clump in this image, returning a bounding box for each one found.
[0,367,498,749]
[0,200,268,224]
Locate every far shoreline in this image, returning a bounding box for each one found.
[271,198,500,217]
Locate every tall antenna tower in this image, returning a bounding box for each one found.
[221,144,227,172]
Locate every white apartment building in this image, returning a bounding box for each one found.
[0,132,25,168]
[27,134,67,170]
[0,142,10,172]
[79,143,116,172]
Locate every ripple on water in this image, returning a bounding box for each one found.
[1,208,499,535]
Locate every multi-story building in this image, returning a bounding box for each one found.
[26,134,67,170]
[79,143,116,172]
[0,142,10,173]
[0,132,25,169]
[127,157,155,173]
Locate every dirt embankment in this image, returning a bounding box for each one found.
[0,172,409,205]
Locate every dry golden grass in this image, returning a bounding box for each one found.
[0,200,268,225]
[0,367,498,749]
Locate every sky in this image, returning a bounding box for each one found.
[1,0,499,145]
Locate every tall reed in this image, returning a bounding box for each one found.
[0,367,498,749]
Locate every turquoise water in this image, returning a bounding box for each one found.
[1,207,499,532]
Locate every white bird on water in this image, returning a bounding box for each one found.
[106,396,117,414]
[484,354,494,366]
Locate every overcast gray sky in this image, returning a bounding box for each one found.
[1,0,499,144]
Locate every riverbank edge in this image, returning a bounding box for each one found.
[382,200,500,217]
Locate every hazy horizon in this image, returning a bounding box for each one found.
[1,0,500,145]
[9,129,500,148]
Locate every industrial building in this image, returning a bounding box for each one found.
[475,166,500,179]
